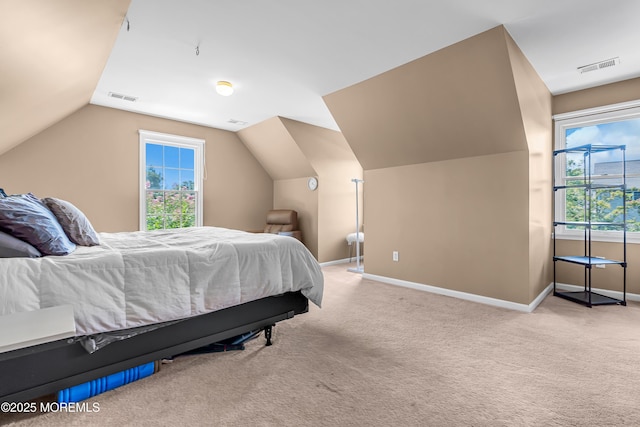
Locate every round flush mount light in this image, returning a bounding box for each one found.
[216,80,234,96]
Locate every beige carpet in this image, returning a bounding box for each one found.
[3,263,640,426]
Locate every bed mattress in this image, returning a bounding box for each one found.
[0,226,323,336]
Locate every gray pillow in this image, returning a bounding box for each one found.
[0,193,76,256]
[41,197,100,246]
[0,230,42,258]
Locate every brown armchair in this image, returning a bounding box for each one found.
[264,209,302,241]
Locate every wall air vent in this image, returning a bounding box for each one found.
[577,57,620,74]
[108,92,138,102]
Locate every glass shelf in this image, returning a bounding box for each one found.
[553,221,625,228]
[552,143,627,308]
[553,255,625,266]
[553,183,625,190]
[553,290,624,306]
[553,144,626,155]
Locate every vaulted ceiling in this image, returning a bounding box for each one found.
[3,0,640,156]
[0,0,130,155]
[91,0,640,131]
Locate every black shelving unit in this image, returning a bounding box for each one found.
[552,144,627,307]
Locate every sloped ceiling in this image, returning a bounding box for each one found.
[237,117,316,181]
[0,0,130,155]
[280,118,360,176]
[504,31,552,153]
[92,0,640,133]
[323,26,529,171]
[237,116,361,184]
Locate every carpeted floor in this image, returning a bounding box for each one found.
[3,263,640,426]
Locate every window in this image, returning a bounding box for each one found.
[554,101,640,242]
[139,130,204,231]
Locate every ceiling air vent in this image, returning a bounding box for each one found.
[108,92,138,102]
[227,119,248,126]
[578,57,620,74]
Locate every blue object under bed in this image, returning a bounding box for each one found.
[57,362,156,403]
[57,330,261,402]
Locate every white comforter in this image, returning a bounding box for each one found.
[0,227,323,336]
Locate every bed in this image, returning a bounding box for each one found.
[0,226,323,403]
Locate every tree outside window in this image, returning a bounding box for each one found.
[139,131,204,231]
[559,116,640,234]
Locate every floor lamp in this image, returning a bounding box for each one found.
[348,178,364,273]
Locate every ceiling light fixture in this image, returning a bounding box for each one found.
[227,119,248,126]
[216,81,234,96]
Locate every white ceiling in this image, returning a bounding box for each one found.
[91,0,640,132]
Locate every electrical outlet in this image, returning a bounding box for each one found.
[392,251,399,262]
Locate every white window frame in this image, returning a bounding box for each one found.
[139,130,205,231]
[553,100,640,244]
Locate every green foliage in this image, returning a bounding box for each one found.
[176,180,194,191]
[146,167,163,190]
[145,189,196,230]
[564,158,640,231]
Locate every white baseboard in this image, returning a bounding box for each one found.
[362,273,554,313]
[320,257,363,267]
[553,282,640,302]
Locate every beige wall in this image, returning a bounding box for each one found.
[274,178,319,259]
[552,77,640,295]
[239,116,362,262]
[0,105,273,233]
[365,152,531,304]
[505,32,554,301]
[325,25,552,305]
[553,77,640,116]
[280,118,363,263]
[324,26,528,170]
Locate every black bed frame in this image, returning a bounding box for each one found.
[0,291,308,403]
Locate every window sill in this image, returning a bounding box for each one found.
[554,232,640,245]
